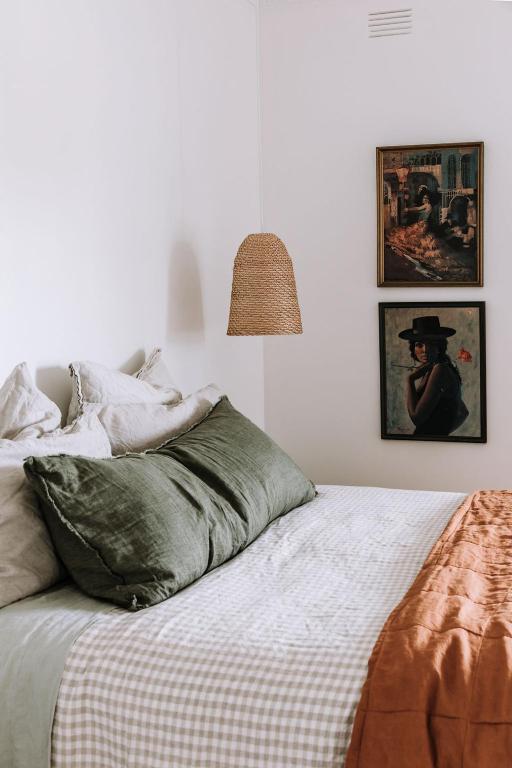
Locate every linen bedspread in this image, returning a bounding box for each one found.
[346,489,512,768]
[49,485,464,768]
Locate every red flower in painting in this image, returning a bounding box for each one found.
[458,347,472,363]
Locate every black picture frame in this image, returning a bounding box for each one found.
[379,302,486,443]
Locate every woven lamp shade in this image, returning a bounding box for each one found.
[227,233,302,336]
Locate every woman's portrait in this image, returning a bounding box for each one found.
[377,143,483,286]
[379,303,486,443]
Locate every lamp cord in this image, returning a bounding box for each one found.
[256,0,264,234]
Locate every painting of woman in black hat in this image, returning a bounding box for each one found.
[398,316,467,437]
[379,303,486,443]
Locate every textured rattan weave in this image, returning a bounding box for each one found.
[227,233,302,335]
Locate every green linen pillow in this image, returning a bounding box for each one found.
[24,397,315,610]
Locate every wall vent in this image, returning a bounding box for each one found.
[368,8,412,38]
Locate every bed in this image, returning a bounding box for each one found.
[1,484,465,768]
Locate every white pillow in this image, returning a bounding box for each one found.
[95,384,222,455]
[0,363,61,440]
[0,410,112,609]
[67,348,181,424]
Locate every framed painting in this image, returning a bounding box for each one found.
[379,302,486,443]
[377,142,483,286]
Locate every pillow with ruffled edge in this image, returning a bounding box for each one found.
[67,348,181,424]
[0,410,112,609]
[0,363,61,440]
[94,384,222,455]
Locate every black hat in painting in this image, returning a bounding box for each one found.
[398,315,456,340]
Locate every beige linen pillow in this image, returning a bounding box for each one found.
[0,410,112,608]
[0,363,61,440]
[95,384,222,454]
[67,348,181,424]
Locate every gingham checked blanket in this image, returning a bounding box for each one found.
[51,485,465,768]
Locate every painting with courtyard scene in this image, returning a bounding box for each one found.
[377,143,483,286]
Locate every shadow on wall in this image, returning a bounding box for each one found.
[36,350,146,424]
[35,367,72,425]
[117,349,146,375]
[167,241,205,342]
[33,239,205,421]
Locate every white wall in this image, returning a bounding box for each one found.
[261,0,512,492]
[0,0,263,424]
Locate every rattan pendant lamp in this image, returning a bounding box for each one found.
[227,233,302,335]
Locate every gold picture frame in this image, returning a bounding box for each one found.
[377,142,484,287]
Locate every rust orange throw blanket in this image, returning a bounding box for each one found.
[346,490,512,768]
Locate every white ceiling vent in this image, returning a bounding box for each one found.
[368,8,413,38]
